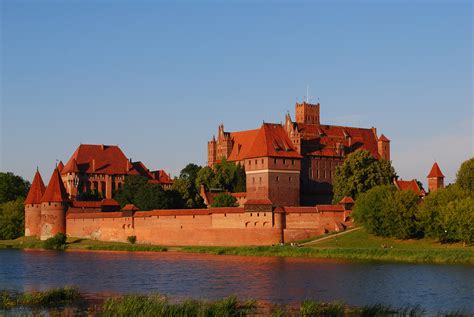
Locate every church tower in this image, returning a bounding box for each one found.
[427,162,445,192]
[377,134,390,161]
[24,169,46,237]
[40,167,69,240]
[295,102,320,125]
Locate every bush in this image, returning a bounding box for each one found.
[353,185,420,239]
[0,197,25,240]
[456,157,474,193]
[43,233,67,250]
[211,193,238,207]
[127,235,137,244]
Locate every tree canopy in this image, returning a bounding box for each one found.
[0,172,30,204]
[0,197,25,240]
[196,159,246,193]
[211,193,238,207]
[332,150,396,203]
[456,157,474,193]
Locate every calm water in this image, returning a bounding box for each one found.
[0,249,473,313]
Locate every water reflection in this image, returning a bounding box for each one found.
[0,249,473,313]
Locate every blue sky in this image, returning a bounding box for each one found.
[1,0,472,189]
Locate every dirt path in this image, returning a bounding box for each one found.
[299,227,362,247]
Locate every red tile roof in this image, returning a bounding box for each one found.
[339,196,355,204]
[378,134,390,142]
[149,170,174,185]
[41,168,69,203]
[122,204,139,211]
[57,161,64,173]
[102,198,120,206]
[62,144,137,175]
[244,199,274,205]
[427,162,444,178]
[316,205,345,212]
[394,179,422,196]
[295,123,380,158]
[71,201,103,208]
[226,124,302,161]
[24,170,46,205]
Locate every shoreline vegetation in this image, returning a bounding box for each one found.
[0,287,470,316]
[0,229,472,264]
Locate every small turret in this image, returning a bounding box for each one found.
[40,167,69,240]
[427,162,445,192]
[24,169,46,237]
[377,134,390,161]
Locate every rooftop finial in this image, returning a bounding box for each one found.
[306,85,309,103]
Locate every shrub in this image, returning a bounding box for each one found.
[127,235,137,244]
[300,300,345,317]
[211,193,238,207]
[43,233,67,250]
[353,185,420,239]
[19,287,80,307]
[456,157,474,193]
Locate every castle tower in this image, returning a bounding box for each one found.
[427,162,444,192]
[24,169,46,237]
[295,102,320,125]
[40,167,69,240]
[207,136,217,167]
[377,134,390,161]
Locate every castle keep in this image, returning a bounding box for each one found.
[208,102,390,204]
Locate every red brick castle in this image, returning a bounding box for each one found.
[208,102,390,205]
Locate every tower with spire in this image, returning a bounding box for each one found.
[40,167,70,240]
[427,162,445,192]
[24,169,46,237]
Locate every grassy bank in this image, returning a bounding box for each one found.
[0,288,470,316]
[1,229,473,264]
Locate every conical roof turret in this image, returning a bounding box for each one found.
[57,161,64,173]
[24,169,46,205]
[427,162,444,178]
[41,167,69,203]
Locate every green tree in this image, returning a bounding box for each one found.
[179,163,202,181]
[172,178,205,209]
[0,197,25,240]
[353,185,420,239]
[196,159,246,193]
[456,157,474,193]
[211,193,238,207]
[332,150,396,203]
[195,166,217,191]
[418,185,467,241]
[0,172,30,204]
[114,175,148,207]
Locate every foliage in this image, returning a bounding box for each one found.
[418,185,471,243]
[332,150,396,203]
[0,172,30,204]
[456,157,474,193]
[76,189,103,201]
[197,159,246,193]
[0,197,25,240]
[115,175,184,210]
[353,185,421,239]
[300,300,345,317]
[211,193,238,207]
[127,235,137,244]
[43,233,67,250]
[172,177,205,209]
[19,287,80,307]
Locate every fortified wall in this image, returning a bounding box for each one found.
[66,203,353,246]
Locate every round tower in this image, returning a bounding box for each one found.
[24,169,46,237]
[40,167,69,240]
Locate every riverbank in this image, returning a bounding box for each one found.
[0,287,469,316]
[1,229,473,264]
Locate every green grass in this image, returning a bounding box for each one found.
[1,289,471,316]
[1,229,473,264]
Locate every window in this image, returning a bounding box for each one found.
[289,177,292,182]
[252,177,255,184]
[255,159,257,165]
[292,159,294,165]
[309,167,313,179]
[276,176,279,182]
[249,160,251,166]
[261,159,264,164]
[274,158,277,164]
[283,159,286,164]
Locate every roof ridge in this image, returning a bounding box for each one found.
[24,170,46,205]
[41,168,69,203]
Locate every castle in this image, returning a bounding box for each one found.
[23,101,446,246]
[208,102,390,205]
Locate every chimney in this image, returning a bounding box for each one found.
[92,159,95,172]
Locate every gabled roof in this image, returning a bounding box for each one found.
[62,158,79,174]
[245,123,302,159]
[339,196,355,204]
[296,123,380,158]
[149,170,174,185]
[427,162,444,178]
[41,168,69,203]
[378,134,390,142]
[57,161,64,173]
[24,170,46,205]
[122,204,139,211]
[62,144,140,175]
[394,179,422,196]
[227,129,260,161]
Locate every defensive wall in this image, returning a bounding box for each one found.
[66,204,352,246]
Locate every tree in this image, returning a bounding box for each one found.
[352,185,420,239]
[195,166,217,191]
[195,159,246,193]
[114,175,148,207]
[211,193,238,207]
[332,150,396,203]
[456,157,474,193]
[0,197,25,240]
[0,172,30,204]
[179,163,202,181]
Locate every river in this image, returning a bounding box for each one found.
[0,249,473,313]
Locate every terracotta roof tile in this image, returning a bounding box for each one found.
[57,161,64,173]
[41,168,69,203]
[102,198,120,206]
[339,196,355,204]
[394,179,422,196]
[378,134,390,142]
[122,204,139,211]
[427,162,444,178]
[316,205,345,212]
[24,170,46,205]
